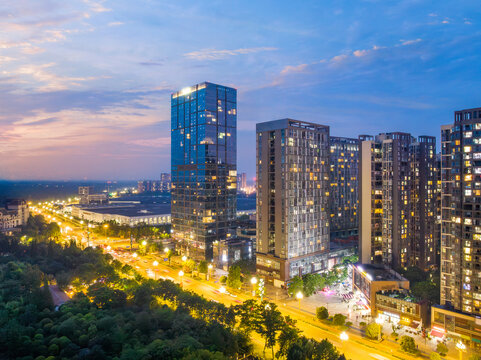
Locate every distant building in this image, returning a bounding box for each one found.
[256,119,330,286]
[171,82,237,262]
[237,172,247,190]
[359,133,438,270]
[160,173,171,191]
[78,186,108,205]
[0,199,29,231]
[329,136,359,240]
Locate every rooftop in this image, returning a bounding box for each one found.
[79,204,171,217]
[376,289,420,303]
[355,263,408,282]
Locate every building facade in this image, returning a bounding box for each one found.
[171,82,237,261]
[256,119,330,286]
[359,133,438,270]
[440,108,481,322]
[329,136,359,241]
[0,199,29,231]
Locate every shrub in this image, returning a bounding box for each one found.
[365,323,380,339]
[359,321,366,328]
[316,306,328,321]
[332,314,346,326]
[430,352,442,360]
[436,342,448,356]
[400,335,417,354]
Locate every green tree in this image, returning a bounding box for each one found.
[315,338,340,360]
[287,276,304,297]
[276,318,301,359]
[332,314,346,327]
[436,342,448,356]
[412,280,440,304]
[316,306,329,321]
[226,266,242,290]
[365,323,380,339]
[198,260,208,274]
[400,335,417,354]
[303,273,325,297]
[430,352,442,360]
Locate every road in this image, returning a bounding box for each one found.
[32,204,445,360]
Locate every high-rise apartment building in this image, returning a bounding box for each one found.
[440,108,481,315]
[329,136,359,240]
[256,119,330,286]
[431,108,481,349]
[359,133,437,270]
[171,82,237,261]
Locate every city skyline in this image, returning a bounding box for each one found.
[1,1,481,180]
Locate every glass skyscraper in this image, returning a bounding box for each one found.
[171,82,237,261]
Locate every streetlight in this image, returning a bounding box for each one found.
[133,252,138,258]
[142,240,147,246]
[219,286,226,294]
[153,260,159,279]
[456,341,466,360]
[375,316,383,341]
[250,277,258,297]
[182,255,187,262]
[103,223,109,237]
[340,332,349,341]
[178,270,184,287]
[207,263,213,280]
[296,291,303,310]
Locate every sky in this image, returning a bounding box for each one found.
[0,0,480,180]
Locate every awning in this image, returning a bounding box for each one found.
[430,330,445,338]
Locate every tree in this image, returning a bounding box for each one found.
[400,266,427,285]
[315,338,340,360]
[430,352,442,360]
[198,260,208,274]
[365,323,380,339]
[316,306,329,321]
[412,280,440,304]
[332,314,346,327]
[400,335,417,354]
[226,266,242,290]
[287,276,304,297]
[276,319,301,359]
[303,273,325,297]
[436,342,448,356]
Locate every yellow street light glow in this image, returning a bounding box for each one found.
[219,286,226,294]
[164,247,169,253]
[296,291,303,300]
[106,245,111,250]
[182,255,187,262]
[142,240,147,246]
[178,270,184,277]
[153,260,159,266]
[375,316,383,325]
[80,220,84,224]
[208,264,213,269]
[456,341,466,351]
[133,252,138,258]
[340,332,349,341]
[103,224,109,229]
[251,277,258,285]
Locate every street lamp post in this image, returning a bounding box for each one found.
[153,260,159,280]
[178,270,184,287]
[250,277,258,297]
[296,291,303,311]
[340,331,349,357]
[375,316,383,341]
[207,263,213,280]
[456,341,466,360]
[103,223,109,237]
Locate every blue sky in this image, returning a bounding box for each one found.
[0,0,480,180]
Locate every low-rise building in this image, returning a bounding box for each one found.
[0,199,29,231]
[71,204,171,226]
[431,305,481,349]
[376,289,430,328]
[352,263,409,313]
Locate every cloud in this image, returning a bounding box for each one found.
[14,63,105,92]
[108,21,124,26]
[280,64,308,75]
[84,0,111,13]
[400,38,422,46]
[139,60,163,67]
[184,47,277,60]
[331,54,348,62]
